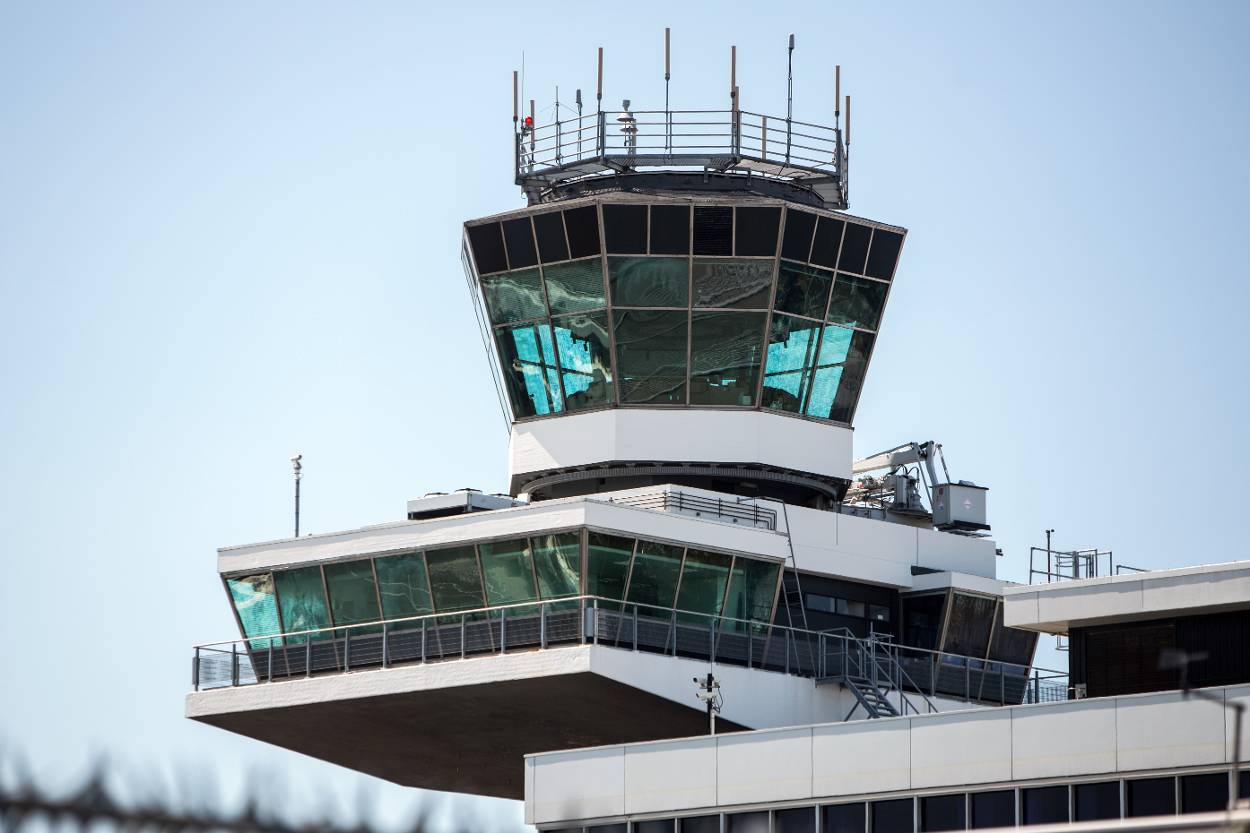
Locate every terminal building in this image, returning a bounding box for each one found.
[186,46,1250,833]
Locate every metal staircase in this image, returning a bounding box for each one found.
[841,673,901,718]
[817,629,938,719]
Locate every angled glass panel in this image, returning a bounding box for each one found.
[650,204,690,254]
[323,560,381,632]
[943,593,996,657]
[479,538,538,606]
[613,310,688,404]
[780,209,816,262]
[691,258,773,308]
[734,206,781,256]
[837,222,871,273]
[481,267,546,324]
[587,532,634,601]
[533,210,570,263]
[553,312,613,411]
[762,314,823,413]
[563,205,601,259]
[532,532,581,599]
[693,205,733,255]
[603,204,647,253]
[543,258,605,315]
[689,311,766,406]
[775,260,834,320]
[675,549,732,622]
[806,326,873,423]
[227,574,282,647]
[625,540,683,610]
[608,257,688,307]
[374,552,433,619]
[1127,777,1175,817]
[425,545,485,612]
[502,217,538,268]
[722,557,780,631]
[495,322,564,417]
[1023,786,1069,825]
[466,222,508,274]
[827,273,887,331]
[810,217,845,269]
[273,566,331,643]
[1074,781,1121,821]
[865,229,904,280]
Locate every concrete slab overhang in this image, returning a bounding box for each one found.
[186,647,749,800]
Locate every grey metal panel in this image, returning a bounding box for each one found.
[717,728,813,805]
[910,710,1011,789]
[624,737,718,814]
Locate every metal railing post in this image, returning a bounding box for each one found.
[344,629,351,670]
[421,618,427,662]
[633,604,639,651]
[268,638,274,682]
[461,615,467,659]
[540,602,548,649]
[305,638,312,677]
[668,609,677,655]
[192,648,200,691]
[708,618,715,663]
[231,643,239,687]
[965,662,972,703]
[500,608,507,654]
[748,626,753,668]
[381,623,389,668]
[785,629,791,675]
[930,653,938,698]
[593,598,599,645]
[597,111,606,159]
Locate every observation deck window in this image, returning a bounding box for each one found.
[1022,786,1068,825]
[827,274,887,331]
[425,545,485,612]
[604,204,647,253]
[691,259,773,309]
[532,532,581,599]
[374,552,433,618]
[502,217,538,268]
[873,799,915,833]
[781,210,817,261]
[1126,777,1175,817]
[543,258,605,315]
[613,310,689,404]
[479,537,539,607]
[774,261,834,320]
[273,566,332,644]
[649,204,690,254]
[609,257,689,307]
[563,206,602,258]
[586,532,634,601]
[920,794,966,833]
[810,216,845,269]
[774,809,814,833]
[689,311,767,406]
[693,206,733,256]
[323,560,381,633]
[226,574,281,648]
[674,549,733,623]
[837,222,871,273]
[734,206,781,256]
[624,540,683,609]
[533,210,569,263]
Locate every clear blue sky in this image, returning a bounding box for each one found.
[2,0,1248,828]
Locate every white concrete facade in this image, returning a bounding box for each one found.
[1003,561,1250,633]
[524,685,1250,825]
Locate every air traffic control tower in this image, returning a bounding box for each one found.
[186,47,1081,808]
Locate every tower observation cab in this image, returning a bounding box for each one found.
[464,66,904,506]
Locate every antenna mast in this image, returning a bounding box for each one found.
[291,454,302,537]
[664,27,672,153]
[786,34,795,162]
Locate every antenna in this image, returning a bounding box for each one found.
[845,94,851,147]
[835,65,841,127]
[291,454,302,537]
[576,88,584,157]
[512,70,518,129]
[664,28,672,153]
[730,45,737,112]
[786,34,795,162]
[596,47,603,114]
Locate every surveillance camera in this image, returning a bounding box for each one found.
[291,454,302,462]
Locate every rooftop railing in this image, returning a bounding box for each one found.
[516,109,847,207]
[1028,547,1149,584]
[192,596,1068,709]
[595,489,778,530]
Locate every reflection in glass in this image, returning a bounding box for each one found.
[675,549,732,621]
[613,310,688,404]
[374,552,433,618]
[323,560,381,632]
[722,557,780,631]
[943,593,996,657]
[689,311,766,406]
[553,312,613,411]
[542,258,605,315]
[495,322,563,417]
[227,574,282,647]
[827,274,887,331]
[805,326,874,423]
[532,533,581,599]
[762,315,823,414]
[425,546,485,612]
[775,261,833,320]
[692,259,773,308]
[810,216,845,269]
[625,540,683,609]
[274,566,332,643]
[587,533,634,600]
[479,538,538,606]
[609,257,689,307]
[481,268,546,324]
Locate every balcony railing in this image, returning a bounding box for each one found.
[596,489,778,530]
[192,597,1068,708]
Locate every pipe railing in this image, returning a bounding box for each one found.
[597,489,778,530]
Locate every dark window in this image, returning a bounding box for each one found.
[1181,773,1227,814]
[1074,781,1119,821]
[533,211,569,263]
[637,822,675,833]
[810,217,845,269]
[609,257,689,307]
[920,794,965,832]
[774,261,834,320]
[680,817,719,833]
[781,209,816,261]
[613,310,688,404]
[988,603,1039,667]
[692,259,773,308]
[902,593,947,650]
[870,604,891,623]
[806,594,836,613]
[564,206,601,258]
[693,205,733,255]
[467,222,509,274]
[824,803,866,833]
[1241,770,1250,799]
[650,204,691,254]
[1127,777,1175,817]
[735,206,781,256]
[543,260,605,316]
[837,222,871,273]
[1022,786,1068,825]
[827,274,888,331]
[872,799,914,833]
[944,594,997,657]
[588,825,625,833]
[865,229,904,280]
[837,598,867,618]
[776,808,815,833]
[689,311,766,406]
[726,812,768,833]
[502,217,538,269]
[970,791,1014,829]
[604,204,648,253]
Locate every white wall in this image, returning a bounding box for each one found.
[525,684,1250,825]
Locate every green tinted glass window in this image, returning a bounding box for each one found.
[532,532,582,598]
[761,314,823,413]
[495,322,564,417]
[827,273,888,331]
[774,261,833,320]
[273,566,331,643]
[806,326,874,423]
[323,560,381,631]
[374,552,433,619]
[722,558,780,631]
[479,538,538,606]
[608,257,689,307]
[553,312,613,411]
[625,540,684,610]
[691,259,773,308]
[675,549,733,622]
[613,310,688,404]
[586,532,634,600]
[425,546,485,612]
[481,268,546,323]
[689,311,766,406]
[543,258,605,315]
[227,574,282,647]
